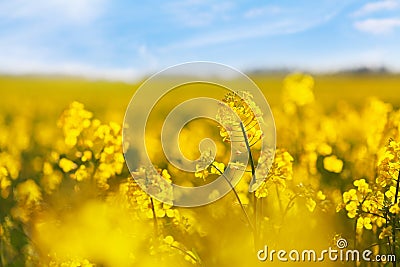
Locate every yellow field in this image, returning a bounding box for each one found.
[2,73,400,120]
[0,73,400,266]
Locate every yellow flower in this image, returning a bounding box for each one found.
[343,189,357,203]
[255,182,268,198]
[353,179,371,194]
[254,149,294,197]
[217,91,263,145]
[385,186,397,202]
[14,179,42,206]
[42,162,53,175]
[336,203,346,212]
[282,73,315,107]
[379,226,392,239]
[59,158,77,173]
[316,190,326,201]
[376,140,400,187]
[345,201,358,218]
[357,217,372,230]
[109,121,121,134]
[81,150,92,162]
[375,216,386,228]
[161,169,171,181]
[371,191,385,210]
[317,143,332,156]
[73,165,89,181]
[0,152,20,179]
[195,165,209,180]
[57,101,93,147]
[166,209,175,218]
[164,235,175,245]
[0,167,11,198]
[389,203,400,214]
[210,162,225,174]
[323,155,343,173]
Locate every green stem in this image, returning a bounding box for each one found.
[239,122,256,184]
[392,171,400,267]
[149,197,159,238]
[239,121,258,248]
[0,237,5,267]
[385,211,392,256]
[354,218,358,267]
[354,216,359,248]
[359,211,387,220]
[394,174,400,204]
[212,164,255,233]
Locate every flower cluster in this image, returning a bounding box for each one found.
[282,73,315,114]
[55,101,126,189]
[377,140,400,187]
[217,91,263,146]
[338,139,400,254]
[255,149,294,198]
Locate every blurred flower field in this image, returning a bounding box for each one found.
[1,73,400,266]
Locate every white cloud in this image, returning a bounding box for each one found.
[162,7,340,51]
[243,6,282,19]
[0,0,136,81]
[162,20,304,50]
[354,18,400,34]
[352,0,399,17]
[164,0,234,27]
[137,44,159,70]
[0,0,106,24]
[0,40,157,82]
[0,59,143,82]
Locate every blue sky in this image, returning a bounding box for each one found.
[0,0,400,81]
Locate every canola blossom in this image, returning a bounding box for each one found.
[0,73,399,266]
[123,62,276,207]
